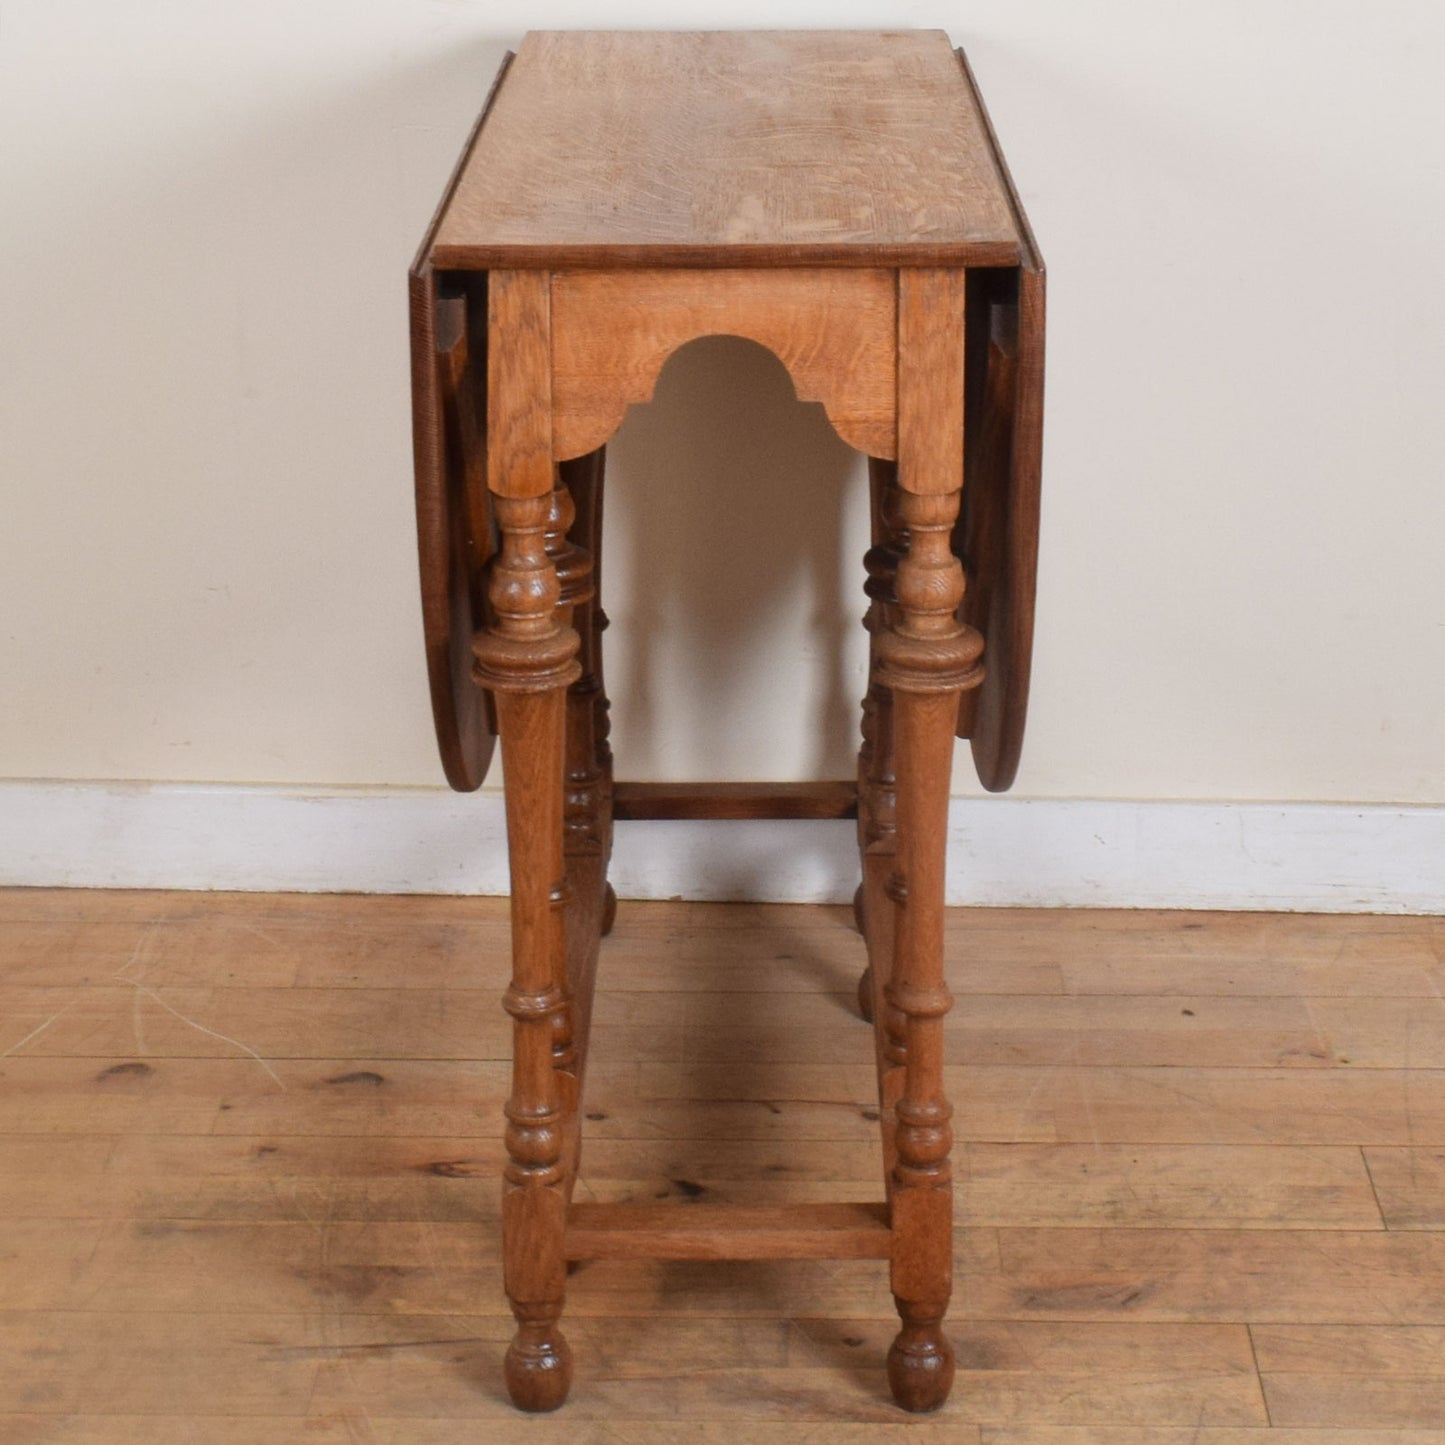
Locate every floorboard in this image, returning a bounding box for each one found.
[0,890,1440,1436]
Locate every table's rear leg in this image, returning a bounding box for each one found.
[474,490,582,1413]
[854,454,885,962]
[560,447,616,941]
[857,459,912,1231]
[552,454,609,1188]
[857,457,905,1027]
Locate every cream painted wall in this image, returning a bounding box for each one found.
[2,2,1442,805]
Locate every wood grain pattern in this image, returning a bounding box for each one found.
[953,45,1045,792]
[0,1133,1380,1230]
[472,488,582,1409]
[958,1142,1384,1230]
[12,1212,1445,1325]
[566,1201,891,1260]
[409,57,511,794]
[0,893,1439,1435]
[485,271,554,500]
[550,267,897,458]
[0,1312,996,1430]
[7,996,1445,1139]
[1255,1325,1445,1430]
[5,891,1431,953]
[955,265,1045,790]
[978,1430,1444,1444]
[410,270,495,792]
[896,270,968,495]
[433,31,1022,270]
[1359,1147,1445,1228]
[869,388,980,1403]
[0,1425,971,1444]
[8,899,1433,995]
[962,1227,1445,1323]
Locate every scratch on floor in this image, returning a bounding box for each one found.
[124,980,287,1089]
[112,931,151,984]
[0,999,79,1059]
[131,981,148,1058]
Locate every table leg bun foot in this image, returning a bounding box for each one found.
[600,882,617,937]
[857,964,875,1023]
[504,1323,573,1412]
[886,1316,955,1412]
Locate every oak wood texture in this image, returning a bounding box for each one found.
[558,446,616,1083]
[2,893,1442,1437]
[471,475,586,1407]
[432,31,1024,271]
[485,271,555,500]
[897,270,969,495]
[551,267,898,459]
[407,57,511,790]
[566,1201,892,1260]
[952,48,1046,790]
[864,281,984,1402]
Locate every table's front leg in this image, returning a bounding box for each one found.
[476,270,582,1413]
[877,269,985,1412]
[474,491,581,1411]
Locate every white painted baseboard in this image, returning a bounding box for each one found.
[0,781,1439,913]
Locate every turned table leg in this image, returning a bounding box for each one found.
[875,269,985,1412]
[474,488,583,1412]
[877,486,981,1411]
[478,271,586,1410]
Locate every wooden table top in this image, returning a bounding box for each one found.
[431,30,1026,270]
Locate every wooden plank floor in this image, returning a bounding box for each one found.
[0,890,1442,1442]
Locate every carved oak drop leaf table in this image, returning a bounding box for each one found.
[409,29,1044,1414]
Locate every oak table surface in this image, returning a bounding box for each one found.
[433,29,1026,269]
